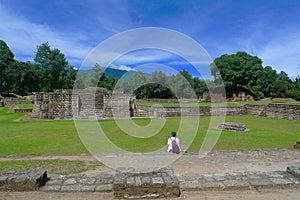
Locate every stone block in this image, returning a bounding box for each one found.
[113,168,180,199]
[80,185,96,192]
[287,163,300,178]
[95,184,113,192]
[40,184,62,191]
[61,184,82,192]
[0,170,48,191]
[294,140,300,149]
[218,122,247,131]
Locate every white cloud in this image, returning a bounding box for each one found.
[109,64,136,71]
[256,30,300,78]
[0,5,92,64]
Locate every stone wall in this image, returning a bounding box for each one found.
[136,104,300,121]
[2,98,32,107]
[31,88,135,120]
[31,90,79,119]
[266,104,300,120]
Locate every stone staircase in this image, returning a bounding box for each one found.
[134,109,149,118]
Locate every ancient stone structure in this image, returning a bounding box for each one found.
[0,170,48,191]
[31,88,136,120]
[218,122,247,131]
[231,92,254,102]
[136,103,300,121]
[199,92,225,103]
[1,97,32,107]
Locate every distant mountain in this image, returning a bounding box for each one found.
[104,68,137,82]
[78,67,150,82]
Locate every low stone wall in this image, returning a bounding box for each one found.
[3,100,32,107]
[136,104,300,121]
[13,108,33,113]
[266,104,300,120]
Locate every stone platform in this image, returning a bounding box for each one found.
[36,163,300,199]
[1,149,300,199]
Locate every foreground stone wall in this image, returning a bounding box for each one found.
[136,104,300,121]
[0,170,48,191]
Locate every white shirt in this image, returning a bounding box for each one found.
[167,137,181,152]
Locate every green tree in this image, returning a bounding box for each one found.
[277,71,291,82]
[34,42,69,91]
[99,75,118,90]
[128,71,148,92]
[211,51,264,88]
[191,77,208,98]
[0,40,15,95]
[257,66,278,97]
[150,71,168,85]
[168,73,196,99]
[134,83,174,99]
[89,63,104,87]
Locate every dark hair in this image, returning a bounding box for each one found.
[171,132,176,137]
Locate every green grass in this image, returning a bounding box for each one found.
[0,107,88,155]
[0,160,101,174]
[0,107,299,154]
[18,104,34,109]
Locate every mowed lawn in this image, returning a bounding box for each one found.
[0,107,299,155]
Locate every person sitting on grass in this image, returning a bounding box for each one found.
[167,131,181,154]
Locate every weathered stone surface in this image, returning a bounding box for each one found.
[287,163,300,178]
[80,185,96,192]
[113,168,180,199]
[32,88,136,120]
[0,170,48,191]
[40,184,62,191]
[137,103,300,121]
[179,170,300,192]
[294,140,300,149]
[95,184,113,192]
[61,184,82,192]
[218,122,247,131]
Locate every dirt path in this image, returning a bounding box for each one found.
[1,148,299,176]
[2,188,300,200]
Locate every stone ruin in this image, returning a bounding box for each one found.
[218,122,247,131]
[200,92,254,103]
[199,92,225,103]
[230,92,254,102]
[31,88,136,120]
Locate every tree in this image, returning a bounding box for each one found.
[277,71,291,82]
[89,63,104,87]
[168,73,196,99]
[211,51,264,88]
[34,42,69,91]
[150,71,168,85]
[128,71,148,92]
[191,77,208,98]
[134,83,174,99]
[0,40,15,95]
[257,66,278,97]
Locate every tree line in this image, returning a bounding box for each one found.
[211,51,300,100]
[0,40,299,100]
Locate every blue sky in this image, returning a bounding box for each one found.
[0,0,300,78]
